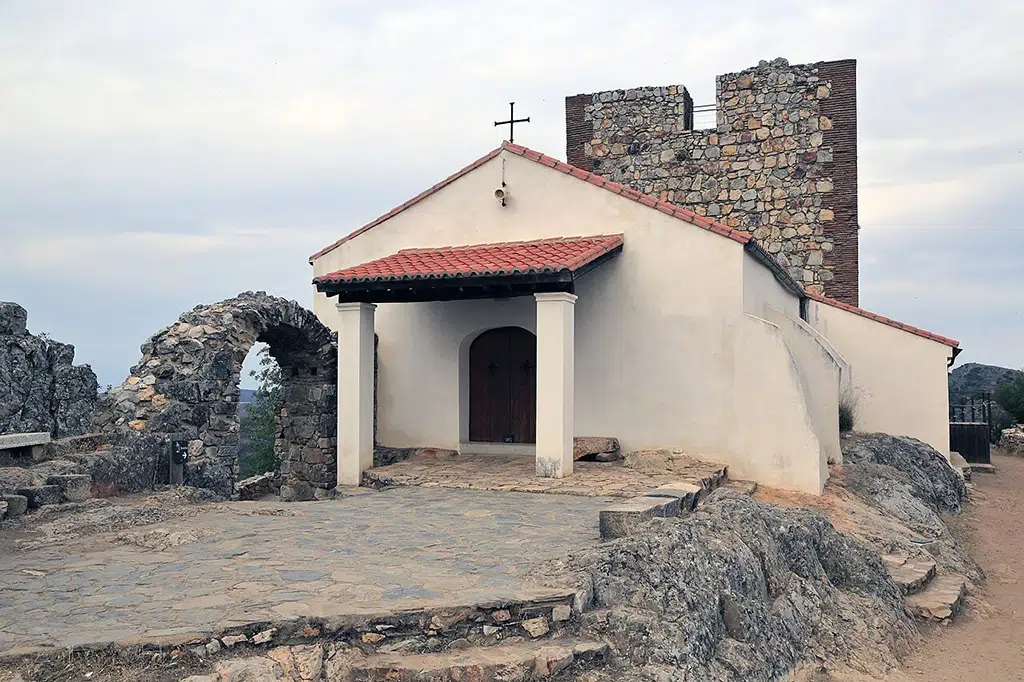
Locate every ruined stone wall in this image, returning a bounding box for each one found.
[566,57,859,304]
[93,292,337,499]
[0,302,98,437]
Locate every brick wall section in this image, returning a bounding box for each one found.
[565,93,594,171]
[817,59,858,305]
[564,58,859,304]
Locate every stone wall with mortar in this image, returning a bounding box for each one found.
[566,57,859,304]
[93,292,337,499]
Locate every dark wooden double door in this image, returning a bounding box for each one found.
[469,327,536,443]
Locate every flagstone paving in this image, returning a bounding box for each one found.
[0,487,614,654]
[365,452,728,498]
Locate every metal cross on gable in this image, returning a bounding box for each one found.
[494,102,530,143]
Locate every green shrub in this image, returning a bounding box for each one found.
[995,372,1024,424]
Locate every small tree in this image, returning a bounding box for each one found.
[995,371,1024,425]
[239,347,283,478]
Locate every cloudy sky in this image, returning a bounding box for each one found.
[1,1,1021,388]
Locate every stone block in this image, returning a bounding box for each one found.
[279,482,315,502]
[0,432,51,451]
[237,472,276,501]
[572,436,620,461]
[0,499,6,521]
[16,485,63,508]
[599,496,681,540]
[0,494,29,517]
[46,474,92,502]
[646,482,703,512]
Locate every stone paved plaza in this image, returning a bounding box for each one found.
[0,488,613,654]
[365,453,728,498]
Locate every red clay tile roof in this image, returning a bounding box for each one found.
[806,291,959,348]
[314,235,623,284]
[308,141,751,263]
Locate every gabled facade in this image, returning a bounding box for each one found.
[310,143,958,495]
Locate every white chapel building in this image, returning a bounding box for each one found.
[309,142,959,495]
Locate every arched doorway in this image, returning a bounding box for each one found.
[468,327,536,443]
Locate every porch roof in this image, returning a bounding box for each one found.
[314,235,623,303]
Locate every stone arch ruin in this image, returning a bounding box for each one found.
[93,292,337,499]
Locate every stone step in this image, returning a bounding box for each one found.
[968,462,997,475]
[599,469,729,540]
[14,484,62,508]
[905,575,968,621]
[345,637,609,681]
[882,555,937,595]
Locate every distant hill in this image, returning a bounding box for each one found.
[949,363,1021,400]
[237,388,256,419]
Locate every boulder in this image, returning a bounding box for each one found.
[238,472,276,501]
[46,474,92,502]
[16,484,62,508]
[842,433,968,513]
[0,493,28,517]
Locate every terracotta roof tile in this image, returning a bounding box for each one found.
[313,235,623,284]
[309,142,751,263]
[806,291,959,348]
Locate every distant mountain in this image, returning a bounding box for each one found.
[949,363,1021,400]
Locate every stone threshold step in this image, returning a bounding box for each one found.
[905,574,968,621]
[346,637,609,681]
[882,555,937,595]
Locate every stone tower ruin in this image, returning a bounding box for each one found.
[566,58,858,304]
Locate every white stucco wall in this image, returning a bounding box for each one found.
[312,150,828,493]
[742,251,800,318]
[763,305,843,465]
[807,299,955,457]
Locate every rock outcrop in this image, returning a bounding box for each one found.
[564,490,916,681]
[0,302,98,437]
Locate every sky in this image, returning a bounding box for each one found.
[0,1,1021,389]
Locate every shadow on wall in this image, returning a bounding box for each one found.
[92,292,337,499]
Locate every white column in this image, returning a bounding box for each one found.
[535,292,576,478]
[336,302,376,487]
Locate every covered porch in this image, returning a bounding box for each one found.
[313,235,624,487]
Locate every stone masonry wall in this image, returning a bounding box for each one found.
[93,292,337,499]
[566,58,859,304]
[0,302,98,437]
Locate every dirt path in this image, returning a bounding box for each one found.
[890,452,1024,681]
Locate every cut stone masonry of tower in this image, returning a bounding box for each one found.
[566,57,859,305]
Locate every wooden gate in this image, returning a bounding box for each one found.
[950,392,993,464]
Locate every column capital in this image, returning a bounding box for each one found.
[534,292,577,304]
[335,301,377,313]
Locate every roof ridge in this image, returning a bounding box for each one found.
[806,291,959,348]
[308,141,752,263]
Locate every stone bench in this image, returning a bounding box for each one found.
[0,432,51,456]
